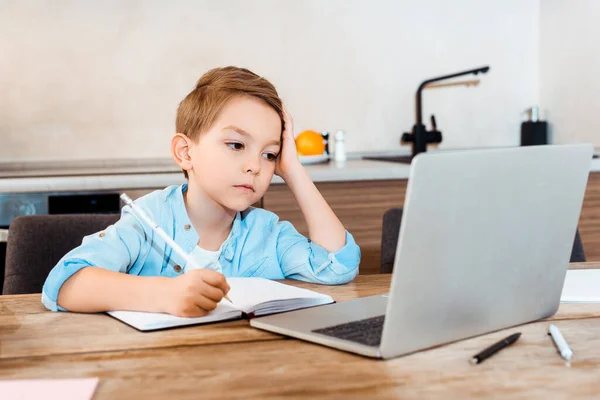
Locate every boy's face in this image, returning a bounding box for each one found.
[186,96,282,212]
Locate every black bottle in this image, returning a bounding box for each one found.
[521,106,548,146]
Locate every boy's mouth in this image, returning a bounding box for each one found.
[234,184,255,192]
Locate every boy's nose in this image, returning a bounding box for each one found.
[243,155,261,175]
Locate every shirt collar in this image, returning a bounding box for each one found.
[176,183,241,261]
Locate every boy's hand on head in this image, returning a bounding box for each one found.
[275,105,303,180]
[162,270,231,317]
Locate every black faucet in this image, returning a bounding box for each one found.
[401,66,490,159]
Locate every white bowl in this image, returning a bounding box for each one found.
[299,154,330,165]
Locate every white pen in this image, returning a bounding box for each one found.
[548,324,573,365]
[120,193,233,304]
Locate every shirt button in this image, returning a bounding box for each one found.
[98,232,106,238]
[173,264,182,273]
[184,224,191,230]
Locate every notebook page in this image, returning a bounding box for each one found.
[560,269,600,303]
[226,277,333,313]
[108,300,241,331]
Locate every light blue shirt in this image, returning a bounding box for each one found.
[42,184,361,311]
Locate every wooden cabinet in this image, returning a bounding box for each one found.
[580,172,600,262]
[264,173,600,275]
[262,180,407,275]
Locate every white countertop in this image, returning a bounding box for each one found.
[1,152,599,195]
[0,159,411,194]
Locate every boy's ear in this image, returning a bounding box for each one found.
[171,133,193,172]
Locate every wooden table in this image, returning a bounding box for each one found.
[1,263,599,399]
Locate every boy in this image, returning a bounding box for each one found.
[42,66,361,317]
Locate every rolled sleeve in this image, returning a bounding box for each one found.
[41,209,148,312]
[276,221,361,284]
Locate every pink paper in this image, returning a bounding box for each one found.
[0,378,99,400]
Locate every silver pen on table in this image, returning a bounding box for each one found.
[548,324,573,366]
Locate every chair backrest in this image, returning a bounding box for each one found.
[380,207,586,273]
[3,214,120,294]
[380,208,403,274]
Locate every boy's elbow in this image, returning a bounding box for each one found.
[327,232,361,270]
[313,256,359,285]
[41,268,65,312]
[333,267,359,285]
[330,244,361,281]
[41,282,71,312]
[41,290,60,312]
[335,259,360,284]
[42,264,93,312]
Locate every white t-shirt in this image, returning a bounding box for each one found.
[186,243,223,273]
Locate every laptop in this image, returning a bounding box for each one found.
[250,144,594,359]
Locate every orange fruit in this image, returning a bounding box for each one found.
[295,130,325,156]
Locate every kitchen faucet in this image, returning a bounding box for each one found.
[402,65,490,159]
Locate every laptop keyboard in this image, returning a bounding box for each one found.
[312,315,385,347]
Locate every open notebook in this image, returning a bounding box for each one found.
[560,269,600,303]
[108,277,334,331]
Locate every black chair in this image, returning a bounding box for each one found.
[380,207,586,274]
[3,214,120,294]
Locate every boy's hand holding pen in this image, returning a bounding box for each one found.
[120,193,233,317]
[163,269,231,317]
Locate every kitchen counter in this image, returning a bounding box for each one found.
[0,159,410,194]
[1,150,599,194]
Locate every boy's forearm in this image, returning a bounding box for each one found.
[282,165,346,252]
[57,267,171,313]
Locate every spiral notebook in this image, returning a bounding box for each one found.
[107,277,334,331]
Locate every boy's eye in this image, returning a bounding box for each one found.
[262,153,278,161]
[227,142,244,150]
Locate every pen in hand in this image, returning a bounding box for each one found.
[222,289,233,304]
[120,193,233,305]
[470,332,521,365]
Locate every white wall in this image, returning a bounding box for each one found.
[540,0,600,146]
[0,0,540,162]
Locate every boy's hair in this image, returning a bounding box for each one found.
[176,66,284,178]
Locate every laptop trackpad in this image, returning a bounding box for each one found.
[252,294,389,332]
